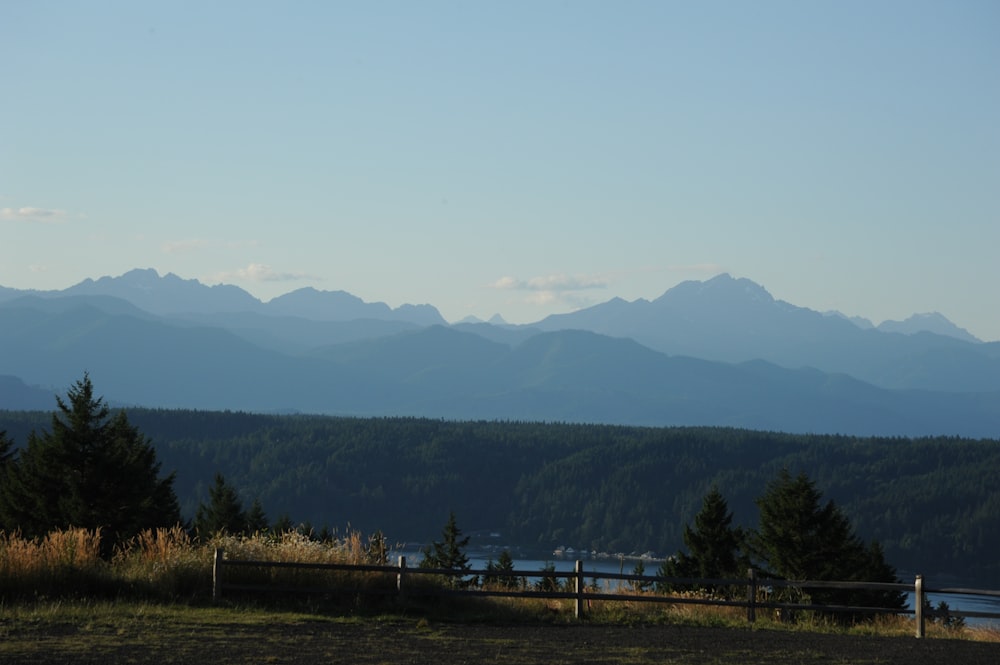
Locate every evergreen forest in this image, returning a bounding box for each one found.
[1,406,998,586]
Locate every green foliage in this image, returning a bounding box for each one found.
[0,430,15,527]
[0,430,13,465]
[194,473,252,539]
[927,600,966,630]
[752,469,906,614]
[534,561,560,592]
[272,514,294,534]
[246,499,270,534]
[629,559,653,592]
[2,410,998,585]
[0,375,180,556]
[420,512,473,587]
[660,486,746,592]
[484,549,523,589]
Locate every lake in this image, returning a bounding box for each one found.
[394,546,1000,627]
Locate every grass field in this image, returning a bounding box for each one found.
[1,601,998,665]
[1,529,998,663]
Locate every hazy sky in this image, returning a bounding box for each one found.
[3,1,998,339]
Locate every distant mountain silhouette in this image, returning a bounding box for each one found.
[0,375,55,410]
[1,269,998,437]
[530,274,1000,392]
[64,268,261,315]
[267,286,445,325]
[877,312,980,343]
[0,268,445,327]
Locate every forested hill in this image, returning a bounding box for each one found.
[2,409,998,585]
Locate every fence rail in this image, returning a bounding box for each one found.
[211,549,1000,638]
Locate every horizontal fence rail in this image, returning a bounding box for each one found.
[211,549,1000,638]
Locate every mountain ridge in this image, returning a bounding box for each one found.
[0,268,447,327]
[0,269,981,342]
[1,269,998,437]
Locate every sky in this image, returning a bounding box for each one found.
[2,1,998,340]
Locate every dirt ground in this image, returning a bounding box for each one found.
[2,618,998,665]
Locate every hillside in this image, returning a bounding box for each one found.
[2,410,996,586]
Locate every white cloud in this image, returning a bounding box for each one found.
[488,272,609,313]
[213,263,319,283]
[489,273,608,292]
[0,206,67,222]
[524,291,559,305]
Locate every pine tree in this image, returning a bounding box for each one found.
[193,473,249,538]
[246,498,269,534]
[0,430,17,531]
[0,375,180,555]
[271,514,294,534]
[754,470,852,580]
[658,486,746,593]
[484,549,521,589]
[420,511,473,587]
[0,430,12,463]
[752,469,905,614]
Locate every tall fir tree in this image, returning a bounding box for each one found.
[660,486,746,591]
[193,473,250,538]
[752,469,905,614]
[0,430,17,531]
[420,511,473,587]
[0,374,180,555]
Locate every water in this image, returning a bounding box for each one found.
[917,588,1000,628]
[393,546,1000,626]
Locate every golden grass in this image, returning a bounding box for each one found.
[2,528,999,644]
[968,623,1000,643]
[0,528,106,596]
[113,525,207,597]
[0,527,103,573]
[0,526,395,602]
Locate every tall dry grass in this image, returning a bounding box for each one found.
[207,529,397,603]
[114,526,207,598]
[3,527,999,644]
[0,526,395,602]
[0,528,106,597]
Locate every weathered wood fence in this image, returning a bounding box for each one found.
[212,549,1000,638]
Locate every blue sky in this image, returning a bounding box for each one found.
[3,1,998,340]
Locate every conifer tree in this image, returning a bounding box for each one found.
[271,514,295,534]
[0,430,12,463]
[246,498,269,534]
[0,375,181,555]
[193,473,249,538]
[420,511,473,587]
[484,549,521,589]
[0,430,16,531]
[659,486,746,592]
[752,469,905,613]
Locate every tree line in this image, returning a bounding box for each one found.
[0,375,320,555]
[2,376,999,585]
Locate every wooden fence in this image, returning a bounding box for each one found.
[212,549,1000,638]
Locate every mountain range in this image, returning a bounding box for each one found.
[1,268,998,438]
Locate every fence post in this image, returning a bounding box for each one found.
[213,547,224,602]
[574,560,584,620]
[397,555,407,601]
[747,567,757,624]
[914,574,924,638]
